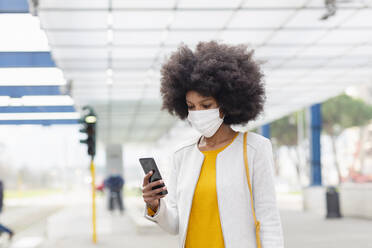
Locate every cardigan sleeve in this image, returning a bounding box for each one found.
[143,152,179,235]
[252,138,285,248]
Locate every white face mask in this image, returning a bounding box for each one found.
[187,108,224,138]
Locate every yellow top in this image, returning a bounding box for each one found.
[185,132,239,248]
[147,132,239,248]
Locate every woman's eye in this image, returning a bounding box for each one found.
[187,106,194,109]
[203,105,211,108]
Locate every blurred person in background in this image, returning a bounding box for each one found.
[104,173,125,214]
[0,180,14,240]
[141,41,284,248]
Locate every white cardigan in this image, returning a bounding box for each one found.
[144,131,284,248]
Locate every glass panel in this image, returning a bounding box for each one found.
[47,31,107,46]
[52,47,108,59]
[218,30,272,45]
[113,0,176,8]
[285,9,355,28]
[228,10,295,28]
[113,11,174,29]
[39,11,107,29]
[268,30,327,44]
[178,0,241,8]
[113,31,164,45]
[164,30,217,46]
[171,10,232,29]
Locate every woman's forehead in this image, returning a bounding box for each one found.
[186,93,215,103]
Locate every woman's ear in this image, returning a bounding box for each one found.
[219,108,225,119]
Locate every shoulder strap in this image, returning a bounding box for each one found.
[243,131,262,248]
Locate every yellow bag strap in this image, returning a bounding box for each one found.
[243,131,262,248]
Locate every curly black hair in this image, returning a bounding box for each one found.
[159,40,266,125]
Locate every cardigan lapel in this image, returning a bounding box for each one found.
[179,140,205,248]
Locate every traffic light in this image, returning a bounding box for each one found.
[79,106,97,158]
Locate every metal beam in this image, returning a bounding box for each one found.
[0,119,79,125]
[0,106,75,113]
[45,26,372,33]
[0,86,61,97]
[0,52,55,67]
[38,6,372,12]
[0,0,28,13]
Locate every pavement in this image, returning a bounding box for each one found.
[0,190,371,248]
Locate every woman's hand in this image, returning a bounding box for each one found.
[142,171,167,212]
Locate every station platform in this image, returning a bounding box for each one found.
[1,190,371,248]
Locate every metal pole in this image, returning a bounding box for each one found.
[90,158,97,243]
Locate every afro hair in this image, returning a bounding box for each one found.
[160,40,266,125]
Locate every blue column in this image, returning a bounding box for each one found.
[310,104,322,186]
[260,123,271,139]
[0,0,28,13]
[0,52,55,67]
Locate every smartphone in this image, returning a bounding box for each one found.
[139,157,168,196]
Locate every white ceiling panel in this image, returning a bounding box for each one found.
[63,70,107,81]
[39,0,109,9]
[113,59,154,69]
[346,45,372,56]
[243,0,309,8]
[37,1,372,143]
[255,45,304,57]
[322,56,370,68]
[268,30,327,45]
[228,10,295,28]
[52,47,108,60]
[113,31,165,45]
[285,9,355,28]
[178,0,242,9]
[112,47,159,59]
[171,10,232,29]
[39,11,107,29]
[298,45,352,57]
[165,31,217,46]
[317,30,372,44]
[112,0,176,8]
[46,31,107,46]
[280,58,326,68]
[218,30,272,45]
[113,11,174,29]
[57,60,108,69]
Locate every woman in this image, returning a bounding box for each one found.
[141,41,284,248]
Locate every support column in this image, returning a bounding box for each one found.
[105,144,123,176]
[310,103,322,186]
[303,103,325,215]
[260,123,271,139]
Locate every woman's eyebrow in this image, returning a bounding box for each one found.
[186,98,213,104]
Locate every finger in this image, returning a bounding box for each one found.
[148,179,164,188]
[142,171,153,187]
[143,179,164,192]
[143,186,167,197]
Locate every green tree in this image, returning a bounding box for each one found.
[322,93,372,184]
[271,111,305,184]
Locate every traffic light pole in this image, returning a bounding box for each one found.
[90,157,97,244]
[79,106,97,244]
